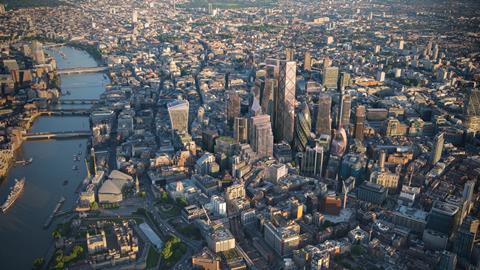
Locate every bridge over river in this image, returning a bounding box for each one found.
[56,99,100,105]
[57,66,108,75]
[25,130,92,140]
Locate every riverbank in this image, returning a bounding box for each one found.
[24,36,104,64]
[0,45,109,270]
[0,108,61,180]
[0,110,40,180]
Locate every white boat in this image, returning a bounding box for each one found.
[1,177,25,213]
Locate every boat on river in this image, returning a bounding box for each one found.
[15,158,33,167]
[1,177,25,213]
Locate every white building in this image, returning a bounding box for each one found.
[376,71,385,82]
[211,195,226,216]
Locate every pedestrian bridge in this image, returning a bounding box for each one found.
[57,66,108,75]
[25,131,92,140]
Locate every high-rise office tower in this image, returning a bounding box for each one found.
[285,48,295,61]
[465,89,480,132]
[293,103,312,152]
[249,114,274,158]
[463,180,476,214]
[316,94,332,136]
[376,71,385,82]
[265,58,280,79]
[354,106,366,141]
[338,72,351,91]
[342,176,355,209]
[225,72,230,90]
[250,96,262,116]
[427,40,433,55]
[208,3,213,15]
[261,79,276,121]
[197,106,205,123]
[31,41,45,64]
[437,251,457,270]
[330,128,347,157]
[252,80,263,104]
[300,144,324,177]
[234,117,248,143]
[338,94,352,129]
[426,201,461,236]
[167,99,189,133]
[432,44,439,61]
[430,132,444,164]
[453,217,478,259]
[132,10,138,23]
[226,91,241,129]
[463,180,475,204]
[378,150,386,170]
[322,67,339,89]
[304,51,312,71]
[277,60,296,144]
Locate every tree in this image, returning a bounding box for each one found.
[176,197,188,207]
[33,257,45,270]
[73,245,83,255]
[52,229,61,239]
[161,242,173,260]
[161,192,169,202]
[54,250,64,270]
[90,201,99,210]
[171,235,181,244]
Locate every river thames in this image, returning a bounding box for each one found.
[0,46,108,270]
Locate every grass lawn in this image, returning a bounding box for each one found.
[146,246,160,269]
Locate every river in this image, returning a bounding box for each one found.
[0,46,109,270]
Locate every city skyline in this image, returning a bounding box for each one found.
[0,0,479,270]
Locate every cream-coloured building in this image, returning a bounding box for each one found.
[87,230,107,254]
[98,179,123,203]
[207,227,236,253]
[370,168,400,191]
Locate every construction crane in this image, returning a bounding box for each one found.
[201,205,211,225]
